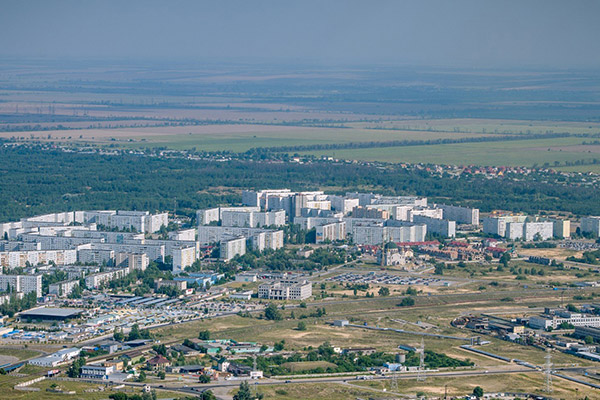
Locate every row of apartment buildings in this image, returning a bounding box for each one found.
[483,215,570,240]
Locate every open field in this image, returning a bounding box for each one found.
[298,136,600,167]
[26,380,183,400]
[556,164,600,173]
[353,371,600,399]
[245,382,389,400]
[0,347,43,361]
[351,117,600,135]
[150,289,597,370]
[281,361,338,372]
[2,124,497,152]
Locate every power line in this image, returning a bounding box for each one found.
[544,348,553,393]
[417,338,426,381]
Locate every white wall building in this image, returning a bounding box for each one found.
[85,268,130,289]
[49,279,80,297]
[436,204,480,225]
[0,249,77,268]
[258,279,312,300]
[220,236,246,261]
[172,246,196,273]
[0,274,42,297]
[582,216,600,237]
[412,215,456,238]
[316,222,346,243]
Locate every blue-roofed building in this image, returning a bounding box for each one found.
[384,362,403,371]
[174,272,224,288]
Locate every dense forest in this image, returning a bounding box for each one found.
[0,146,599,221]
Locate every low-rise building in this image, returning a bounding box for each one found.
[235,273,258,282]
[529,308,600,330]
[147,355,171,371]
[81,365,114,380]
[258,279,312,300]
[156,279,187,291]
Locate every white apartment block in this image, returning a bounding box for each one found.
[220,236,246,261]
[328,196,359,214]
[85,268,130,289]
[258,279,312,300]
[168,229,196,241]
[70,230,144,242]
[412,215,456,238]
[250,230,284,252]
[351,224,427,245]
[550,219,571,238]
[78,248,115,265]
[82,211,168,233]
[482,215,527,237]
[0,249,77,268]
[197,226,283,250]
[484,215,554,241]
[408,208,444,221]
[436,204,480,225]
[316,222,346,243]
[294,216,343,231]
[197,208,220,225]
[305,200,331,211]
[365,204,410,220]
[89,243,165,262]
[242,189,293,209]
[145,213,169,233]
[0,274,42,297]
[221,209,285,228]
[19,234,101,250]
[0,221,24,240]
[140,239,199,260]
[172,246,197,273]
[49,279,80,297]
[581,216,600,237]
[115,252,149,271]
[346,193,427,208]
[522,222,554,241]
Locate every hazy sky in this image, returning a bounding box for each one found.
[2,0,600,68]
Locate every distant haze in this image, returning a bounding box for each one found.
[1,0,600,68]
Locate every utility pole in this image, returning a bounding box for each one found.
[391,366,398,391]
[544,348,553,393]
[417,338,425,381]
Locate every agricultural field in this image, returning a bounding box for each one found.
[3,62,600,171]
[298,135,600,167]
[1,123,496,152]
